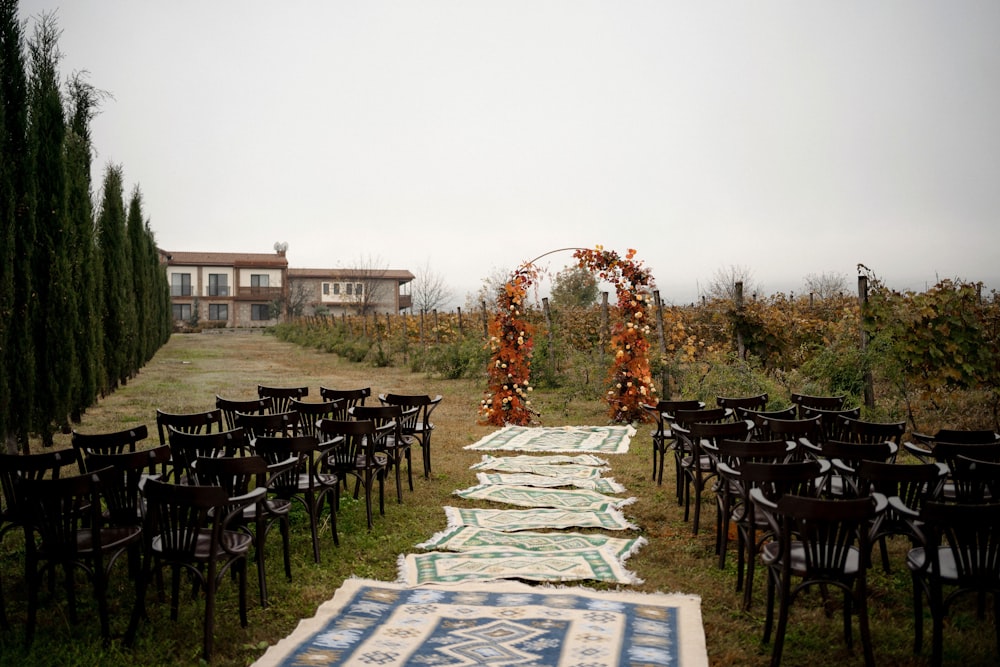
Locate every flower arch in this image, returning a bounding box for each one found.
[478,246,656,426]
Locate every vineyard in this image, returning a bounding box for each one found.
[274,274,1000,434]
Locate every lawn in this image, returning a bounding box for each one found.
[1,331,995,666]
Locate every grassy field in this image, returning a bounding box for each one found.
[1,332,996,666]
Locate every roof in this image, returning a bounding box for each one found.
[289,268,415,283]
[162,250,288,268]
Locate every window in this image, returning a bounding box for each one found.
[208,273,229,296]
[355,283,363,295]
[172,303,191,320]
[208,304,228,321]
[251,304,270,321]
[170,273,192,297]
[333,283,340,295]
[251,274,269,288]
[345,283,353,296]
[322,283,330,296]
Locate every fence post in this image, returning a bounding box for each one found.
[481,300,489,340]
[542,297,555,378]
[654,290,668,396]
[735,281,745,360]
[457,307,463,336]
[859,275,874,410]
[433,310,440,345]
[600,292,610,361]
[419,310,425,347]
[401,311,408,364]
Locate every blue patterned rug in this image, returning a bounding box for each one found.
[252,579,707,667]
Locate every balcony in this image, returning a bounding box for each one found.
[398,294,412,310]
[236,286,283,300]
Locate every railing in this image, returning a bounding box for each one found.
[236,286,282,300]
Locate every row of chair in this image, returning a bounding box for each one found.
[643,393,1000,666]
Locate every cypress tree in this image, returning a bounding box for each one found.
[65,72,101,420]
[97,164,130,393]
[1,0,35,453]
[28,13,74,444]
[127,186,150,370]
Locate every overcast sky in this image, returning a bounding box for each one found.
[18,1,1000,307]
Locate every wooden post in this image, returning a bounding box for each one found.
[542,297,555,377]
[401,311,408,364]
[600,292,610,361]
[859,275,874,410]
[654,290,668,396]
[433,310,440,345]
[735,281,745,360]
[481,300,489,339]
[457,306,463,336]
[419,310,425,347]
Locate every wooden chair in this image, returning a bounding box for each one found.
[317,418,392,529]
[319,386,371,412]
[20,466,143,646]
[166,426,249,483]
[739,406,798,440]
[378,393,442,478]
[676,419,750,536]
[758,416,823,459]
[640,399,704,488]
[257,385,309,414]
[716,393,768,414]
[836,416,905,446]
[790,392,847,418]
[353,403,417,501]
[253,435,341,563]
[800,405,861,443]
[669,407,732,505]
[155,408,223,446]
[759,494,877,667]
[235,410,300,441]
[125,479,259,662]
[216,395,273,431]
[906,501,1000,666]
[815,440,898,498]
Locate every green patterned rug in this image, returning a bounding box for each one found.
[397,547,642,585]
[455,483,635,510]
[472,461,607,479]
[470,453,609,470]
[465,425,636,454]
[252,578,708,667]
[444,505,638,532]
[474,471,625,493]
[416,525,646,559]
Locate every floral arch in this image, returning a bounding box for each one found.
[478,246,656,426]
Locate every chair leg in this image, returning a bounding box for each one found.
[911,573,924,654]
[771,575,790,667]
[281,516,292,581]
[857,581,874,667]
[763,567,776,643]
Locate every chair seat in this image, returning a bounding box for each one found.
[63,526,142,555]
[906,546,962,582]
[762,541,862,577]
[153,529,253,561]
[681,454,714,471]
[242,498,292,521]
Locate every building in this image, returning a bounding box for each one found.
[161,248,414,328]
[288,267,414,316]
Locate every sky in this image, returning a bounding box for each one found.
[17,1,1000,308]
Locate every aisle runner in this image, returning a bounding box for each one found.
[454,483,635,510]
[417,525,646,559]
[253,578,708,667]
[443,505,638,532]
[470,453,609,470]
[475,471,626,493]
[465,425,636,454]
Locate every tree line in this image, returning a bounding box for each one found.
[1,4,171,453]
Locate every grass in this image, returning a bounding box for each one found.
[1,331,997,666]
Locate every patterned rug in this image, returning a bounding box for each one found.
[416,525,647,559]
[252,578,708,667]
[475,471,626,493]
[455,484,635,510]
[465,425,636,454]
[470,453,609,470]
[398,547,642,585]
[444,505,639,532]
[472,461,608,479]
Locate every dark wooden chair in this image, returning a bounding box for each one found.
[235,410,300,441]
[758,416,823,459]
[906,501,1000,667]
[836,416,905,446]
[758,494,877,667]
[317,418,392,529]
[800,405,862,443]
[193,455,296,608]
[216,395,273,431]
[20,466,143,646]
[739,406,798,440]
[0,449,81,629]
[125,478,259,662]
[257,385,309,414]
[71,424,150,469]
[716,393,768,414]
[669,407,732,505]
[352,404,417,501]
[319,386,371,412]
[166,426,249,483]
[814,440,898,498]
[378,393,443,478]
[155,408,223,446]
[676,419,750,536]
[640,399,704,488]
[949,454,1000,503]
[289,397,347,438]
[253,435,341,563]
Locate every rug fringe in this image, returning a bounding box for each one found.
[415,525,459,551]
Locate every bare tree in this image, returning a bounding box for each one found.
[412,259,452,313]
[465,266,512,311]
[272,280,312,318]
[347,254,390,315]
[803,271,849,300]
[702,264,762,302]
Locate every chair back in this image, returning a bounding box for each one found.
[775,494,875,575]
[715,439,794,470]
[252,435,320,495]
[801,406,861,442]
[167,426,249,482]
[319,386,371,411]
[141,478,230,558]
[72,425,149,466]
[950,455,1000,503]
[317,418,393,476]
[235,411,300,440]
[920,501,1000,590]
[739,406,797,439]
[641,399,704,438]
[216,395,273,431]
[790,393,847,418]
[378,393,443,433]
[257,385,309,414]
[289,398,347,437]
[758,416,823,449]
[716,393,767,413]
[856,460,944,510]
[84,445,172,525]
[155,409,223,446]
[836,416,905,445]
[1,449,80,526]
[741,461,823,502]
[672,407,730,428]
[18,467,109,556]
